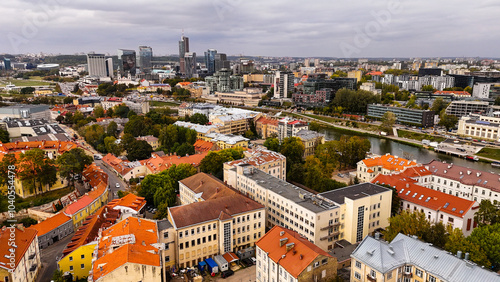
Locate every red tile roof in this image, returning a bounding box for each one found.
[226,146,285,168]
[28,212,71,236]
[361,154,417,173]
[64,195,93,215]
[399,166,433,178]
[169,193,264,229]
[179,173,237,201]
[371,174,476,218]
[223,252,239,263]
[0,226,37,270]
[433,91,471,96]
[256,226,332,278]
[142,152,208,174]
[92,217,159,280]
[193,139,218,153]
[0,140,78,155]
[256,116,279,126]
[427,160,500,193]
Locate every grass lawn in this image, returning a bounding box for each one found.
[476,147,500,161]
[0,79,54,87]
[150,101,180,107]
[303,113,343,123]
[397,130,445,142]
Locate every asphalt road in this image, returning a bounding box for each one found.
[95,160,128,201]
[36,232,74,282]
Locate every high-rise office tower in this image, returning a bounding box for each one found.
[314,58,320,67]
[204,49,217,74]
[87,54,113,78]
[304,58,310,67]
[214,53,230,72]
[3,58,11,70]
[184,52,197,78]
[138,46,153,73]
[274,71,294,99]
[179,35,189,74]
[117,49,136,76]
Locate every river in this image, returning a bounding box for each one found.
[320,127,500,174]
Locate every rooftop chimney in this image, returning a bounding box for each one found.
[465,253,470,260]
[457,251,462,259]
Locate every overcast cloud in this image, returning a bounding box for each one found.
[1,0,499,57]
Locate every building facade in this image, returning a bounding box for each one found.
[0,226,41,282]
[457,115,500,141]
[357,154,417,183]
[274,71,294,99]
[367,104,435,127]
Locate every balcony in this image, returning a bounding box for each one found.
[366,274,377,282]
[403,272,413,278]
[320,231,340,241]
[320,222,340,231]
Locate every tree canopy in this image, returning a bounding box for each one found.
[18,148,58,196]
[199,148,245,179]
[379,111,396,134]
[56,148,92,185]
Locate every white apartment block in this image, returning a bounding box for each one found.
[230,165,392,250]
[357,154,417,183]
[457,115,500,141]
[472,83,491,99]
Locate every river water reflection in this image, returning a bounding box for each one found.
[320,127,500,174]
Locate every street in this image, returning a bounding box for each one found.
[36,232,74,282]
[216,266,255,282]
[95,159,128,200]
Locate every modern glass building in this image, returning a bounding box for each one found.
[367,104,435,127]
[117,49,136,76]
[138,46,153,73]
[204,49,217,74]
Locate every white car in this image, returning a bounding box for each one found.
[115,183,120,188]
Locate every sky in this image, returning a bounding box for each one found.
[1,0,499,58]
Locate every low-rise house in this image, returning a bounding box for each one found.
[0,226,41,282]
[256,226,337,282]
[63,181,109,227]
[89,217,162,282]
[295,129,325,158]
[106,193,146,218]
[141,151,208,175]
[173,121,219,139]
[224,146,286,187]
[135,135,160,150]
[28,212,73,249]
[255,116,279,139]
[58,206,120,281]
[203,133,249,149]
[193,139,219,153]
[179,172,237,205]
[372,174,478,236]
[351,233,500,282]
[356,154,417,183]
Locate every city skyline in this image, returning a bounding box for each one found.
[1,0,499,58]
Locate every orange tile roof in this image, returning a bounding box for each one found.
[256,226,332,278]
[433,91,471,96]
[62,206,120,258]
[177,82,192,86]
[179,172,237,201]
[28,212,71,236]
[142,152,208,174]
[64,195,93,215]
[361,154,417,172]
[371,174,476,218]
[102,153,135,176]
[0,140,78,155]
[82,163,108,188]
[107,193,146,212]
[193,139,217,153]
[0,226,37,270]
[223,252,239,263]
[92,217,159,280]
[399,166,432,178]
[169,193,264,228]
[256,116,279,126]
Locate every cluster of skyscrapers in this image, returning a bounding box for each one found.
[87,46,153,79]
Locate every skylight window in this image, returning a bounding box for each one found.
[444,203,450,208]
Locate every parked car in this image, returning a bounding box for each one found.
[115,183,120,188]
[221,270,234,279]
[250,257,256,265]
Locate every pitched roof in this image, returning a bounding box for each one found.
[92,217,160,280]
[169,193,264,229]
[62,206,120,258]
[361,154,417,172]
[64,195,93,215]
[0,226,37,270]
[141,152,208,174]
[352,234,500,282]
[399,166,433,178]
[193,139,217,152]
[256,116,278,126]
[179,172,237,201]
[107,193,146,212]
[434,90,471,96]
[256,226,332,278]
[28,212,71,236]
[371,174,476,218]
[0,140,78,155]
[226,146,285,167]
[426,160,500,193]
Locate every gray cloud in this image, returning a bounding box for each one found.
[0,0,498,57]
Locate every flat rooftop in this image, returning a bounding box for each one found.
[319,183,391,205]
[240,168,338,213]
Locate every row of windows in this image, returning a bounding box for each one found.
[179,223,217,238]
[179,234,217,249]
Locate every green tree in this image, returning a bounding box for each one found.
[175,143,195,156]
[0,154,17,187]
[190,113,209,125]
[378,184,401,216]
[127,140,153,161]
[464,86,472,94]
[200,148,245,179]
[0,128,9,143]
[379,111,396,134]
[287,163,305,184]
[56,148,92,186]
[468,223,500,269]
[430,97,448,113]
[63,96,73,104]
[495,97,500,106]
[474,200,500,226]
[439,113,458,131]
[104,136,122,156]
[244,130,255,139]
[424,222,448,248]
[54,83,62,93]
[383,211,430,242]
[83,124,105,148]
[280,137,305,170]
[263,137,280,152]
[124,116,154,137]
[20,87,35,94]
[444,227,491,268]
[421,85,435,92]
[159,124,178,152]
[52,270,65,282]
[303,156,330,190]
[114,105,130,118]
[106,121,118,137]
[93,105,105,118]
[18,149,58,196]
